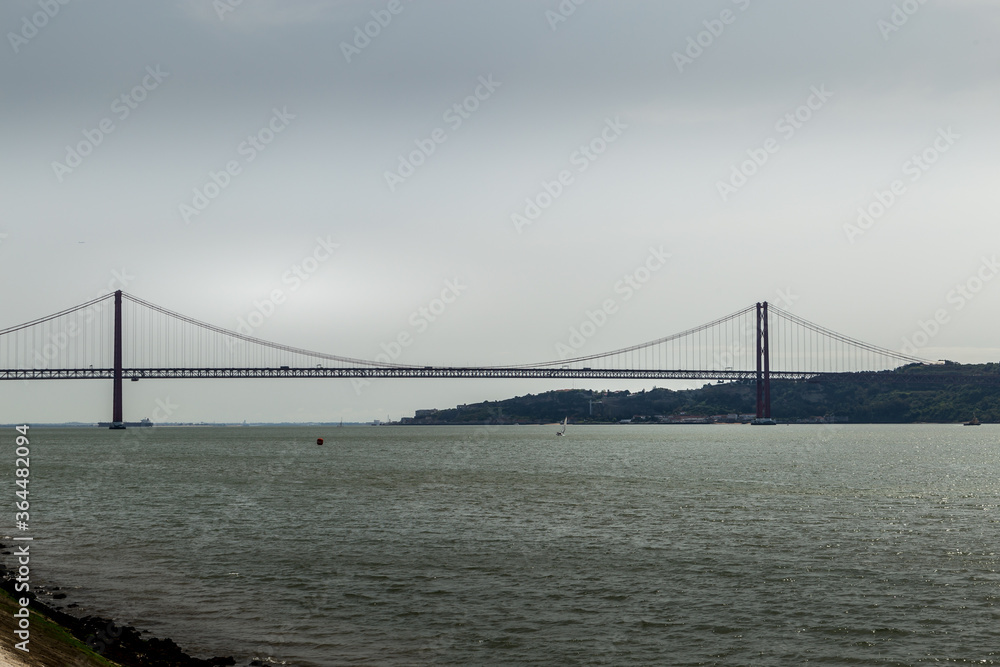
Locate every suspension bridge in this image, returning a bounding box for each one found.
[0,291,937,428]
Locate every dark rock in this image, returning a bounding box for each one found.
[1,571,243,666]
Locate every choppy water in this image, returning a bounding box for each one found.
[15,424,1000,665]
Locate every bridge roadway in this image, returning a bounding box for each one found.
[1,367,812,382]
[2,367,992,383]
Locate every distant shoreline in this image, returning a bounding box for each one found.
[0,422,368,428]
[3,421,991,428]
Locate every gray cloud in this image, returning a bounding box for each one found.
[1,0,998,422]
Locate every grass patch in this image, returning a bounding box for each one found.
[0,587,121,666]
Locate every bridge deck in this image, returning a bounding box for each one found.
[1,368,988,384]
[1,367,814,381]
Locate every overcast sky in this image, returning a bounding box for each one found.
[2,0,999,423]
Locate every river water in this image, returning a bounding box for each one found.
[16,424,1000,665]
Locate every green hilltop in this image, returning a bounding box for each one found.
[404,362,1000,425]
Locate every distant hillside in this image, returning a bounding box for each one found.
[402,362,1000,424]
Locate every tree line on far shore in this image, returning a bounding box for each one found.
[404,362,1000,424]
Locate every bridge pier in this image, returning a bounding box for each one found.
[755,301,772,420]
[110,289,125,429]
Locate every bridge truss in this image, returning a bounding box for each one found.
[0,291,934,427]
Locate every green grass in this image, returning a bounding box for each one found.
[0,587,121,666]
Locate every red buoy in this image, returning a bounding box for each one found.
[316,438,324,445]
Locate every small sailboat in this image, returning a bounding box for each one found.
[556,417,567,436]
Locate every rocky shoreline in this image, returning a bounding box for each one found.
[0,547,253,667]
